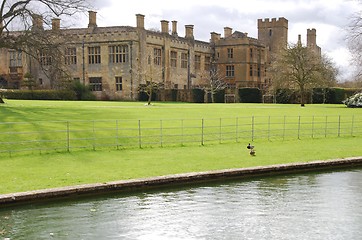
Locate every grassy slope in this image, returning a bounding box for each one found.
[1,137,362,194]
[1,100,362,194]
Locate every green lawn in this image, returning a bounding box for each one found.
[1,137,362,194]
[0,100,359,122]
[1,100,362,194]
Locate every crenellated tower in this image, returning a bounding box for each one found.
[257,17,288,59]
[307,28,321,55]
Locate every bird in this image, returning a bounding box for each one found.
[247,143,254,150]
[247,143,256,156]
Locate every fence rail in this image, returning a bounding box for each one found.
[1,115,362,156]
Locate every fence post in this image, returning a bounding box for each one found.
[312,116,315,138]
[219,118,222,144]
[201,118,204,145]
[325,116,328,138]
[298,116,301,140]
[66,121,70,152]
[138,120,142,148]
[160,119,163,147]
[338,115,341,137]
[351,115,355,136]
[92,120,96,150]
[251,116,255,142]
[283,116,286,140]
[116,120,119,150]
[181,119,184,146]
[235,117,239,143]
[268,116,271,141]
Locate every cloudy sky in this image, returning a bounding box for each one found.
[83,0,361,81]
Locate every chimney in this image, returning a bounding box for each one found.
[32,14,43,30]
[185,25,194,40]
[210,32,220,43]
[161,20,169,34]
[297,34,302,46]
[88,11,97,28]
[224,27,232,38]
[172,20,178,36]
[52,18,60,31]
[136,14,145,29]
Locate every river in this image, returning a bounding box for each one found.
[1,168,361,239]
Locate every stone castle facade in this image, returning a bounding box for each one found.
[0,11,320,101]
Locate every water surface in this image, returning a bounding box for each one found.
[1,168,361,239]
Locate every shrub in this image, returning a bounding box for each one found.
[138,91,156,102]
[275,89,292,104]
[4,90,77,100]
[343,92,362,108]
[312,88,329,103]
[192,89,204,103]
[72,81,96,100]
[214,89,225,103]
[327,88,345,104]
[238,88,262,103]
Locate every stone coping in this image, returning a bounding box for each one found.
[1,157,362,207]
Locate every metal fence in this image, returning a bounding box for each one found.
[1,115,362,156]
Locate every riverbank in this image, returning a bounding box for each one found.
[1,157,361,206]
[3,136,362,195]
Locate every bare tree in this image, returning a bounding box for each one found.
[138,81,164,105]
[0,0,90,102]
[270,43,337,106]
[0,89,5,103]
[347,1,362,79]
[199,65,228,103]
[136,49,165,105]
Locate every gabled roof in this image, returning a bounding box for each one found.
[229,31,247,38]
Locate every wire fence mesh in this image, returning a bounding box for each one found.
[1,115,362,156]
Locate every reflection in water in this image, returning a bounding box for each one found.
[1,168,361,240]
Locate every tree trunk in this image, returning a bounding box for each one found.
[300,89,305,107]
[147,89,152,105]
[0,97,4,104]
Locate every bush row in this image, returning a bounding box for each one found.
[4,87,360,103]
[152,87,361,104]
[149,88,263,103]
[276,88,361,104]
[4,90,77,100]
[3,81,96,101]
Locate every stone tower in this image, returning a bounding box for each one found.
[307,28,316,47]
[307,28,321,55]
[257,17,288,58]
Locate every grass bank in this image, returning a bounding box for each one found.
[1,136,362,194]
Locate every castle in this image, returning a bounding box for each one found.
[0,11,320,101]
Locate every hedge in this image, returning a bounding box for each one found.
[238,88,262,103]
[312,88,361,104]
[214,90,225,103]
[192,89,205,103]
[4,90,77,100]
[138,91,156,102]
